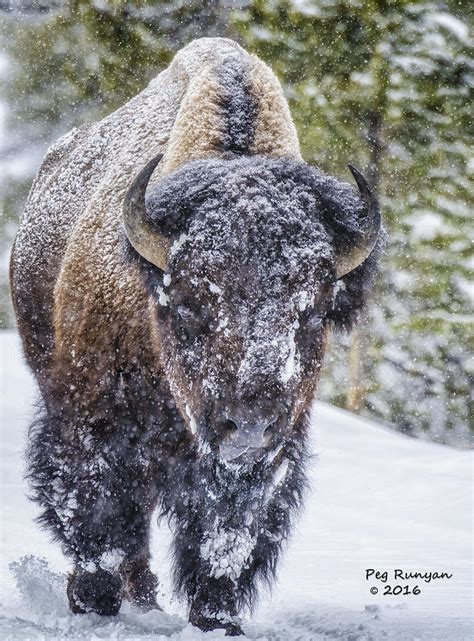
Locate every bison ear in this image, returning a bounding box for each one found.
[122,154,172,271]
[334,165,381,278]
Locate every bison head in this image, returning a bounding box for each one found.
[123,154,381,464]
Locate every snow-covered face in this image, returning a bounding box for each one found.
[148,157,356,461]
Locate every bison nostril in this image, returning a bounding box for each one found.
[221,418,239,441]
[264,419,278,438]
[264,412,284,439]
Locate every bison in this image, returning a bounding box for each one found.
[10,38,382,635]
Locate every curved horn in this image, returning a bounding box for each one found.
[335,165,381,278]
[122,154,172,271]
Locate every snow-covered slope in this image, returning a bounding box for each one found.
[0,331,471,640]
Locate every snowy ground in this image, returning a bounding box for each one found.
[0,331,472,640]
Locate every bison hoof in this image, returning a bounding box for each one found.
[67,567,122,616]
[189,610,243,636]
[121,559,161,611]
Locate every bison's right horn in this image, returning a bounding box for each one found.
[122,154,171,271]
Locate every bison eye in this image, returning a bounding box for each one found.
[175,305,207,342]
[177,305,199,323]
[308,313,324,329]
[299,305,327,334]
[301,286,332,330]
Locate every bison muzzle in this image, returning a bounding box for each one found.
[10,38,382,635]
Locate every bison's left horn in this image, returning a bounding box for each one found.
[335,165,381,278]
[122,154,171,271]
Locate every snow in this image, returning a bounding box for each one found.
[185,403,198,435]
[170,234,190,258]
[406,211,449,241]
[454,276,474,306]
[0,331,472,640]
[289,0,321,17]
[280,322,300,384]
[200,528,255,582]
[430,13,470,44]
[157,287,170,307]
[265,458,290,499]
[98,549,126,574]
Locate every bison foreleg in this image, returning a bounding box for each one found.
[168,452,307,635]
[27,407,160,615]
[172,515,244,636]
